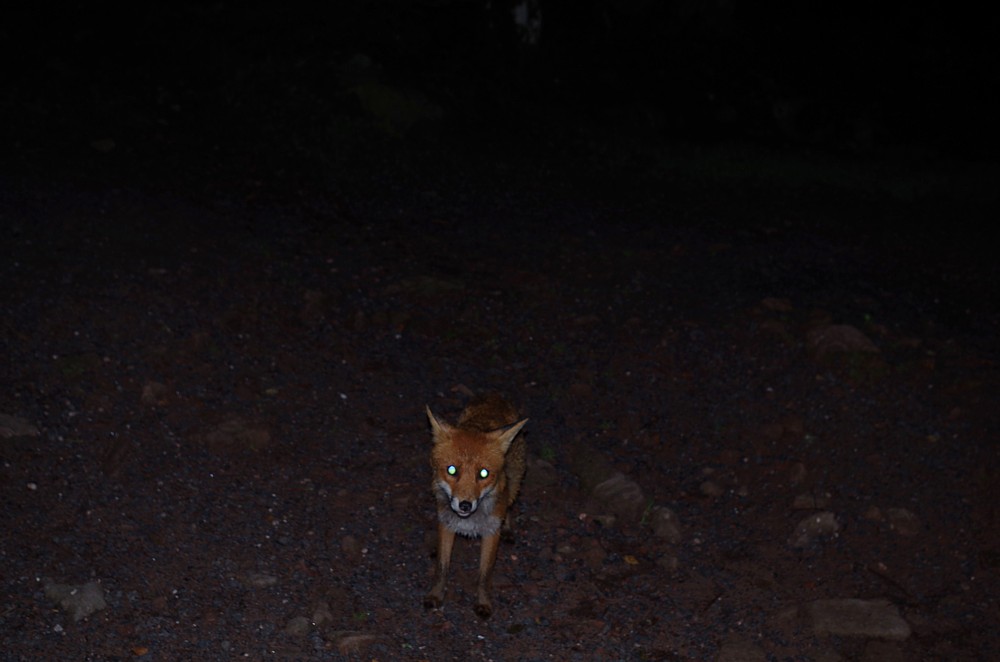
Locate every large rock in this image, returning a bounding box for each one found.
[591,472,647,522]
[43,579,107,622]
[805,598,911,640]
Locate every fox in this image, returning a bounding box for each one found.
[423,393,528,619]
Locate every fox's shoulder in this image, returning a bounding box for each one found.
[456,393,520,432]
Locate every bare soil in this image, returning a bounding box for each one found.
[2,142,998,661]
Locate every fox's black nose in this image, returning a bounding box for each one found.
[458,500,473,513]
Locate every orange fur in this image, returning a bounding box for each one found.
[424,394,527,619]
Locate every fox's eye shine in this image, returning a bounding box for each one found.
[447,465,457,476]
[479,468,489,479]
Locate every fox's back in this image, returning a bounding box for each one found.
[456,393,520,432]
[500,427,527,506]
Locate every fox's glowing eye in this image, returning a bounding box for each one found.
[447,465,457,476]
[479,468,489,479]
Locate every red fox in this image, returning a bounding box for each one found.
[424,394,528,619]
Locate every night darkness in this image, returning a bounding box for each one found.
[2,2,999,660]
[4,2,1000,167]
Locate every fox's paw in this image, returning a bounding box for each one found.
[423,593,443,610]
[474,601,493,620]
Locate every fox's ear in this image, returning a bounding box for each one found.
[494,418,528,453]
[426,405,451,441]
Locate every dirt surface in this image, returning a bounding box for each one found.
[2,132,1000,660]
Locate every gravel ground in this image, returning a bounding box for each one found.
[2,152,998,660]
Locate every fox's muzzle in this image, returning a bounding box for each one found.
[451,497,477,517]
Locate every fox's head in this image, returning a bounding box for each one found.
[426,406,527,518]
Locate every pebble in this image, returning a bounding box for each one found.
[885,507,921,537]
[284,615,311,637]
[807,324,880,359]
[341,534,363,562]
[331,631,378,655]
[649,506,682,543]
[789,512,840,548]
[699,480,725,497]
[312,601,334,626]
[0,413,40,438]
[244,573,278,588]
[140,381,169,406]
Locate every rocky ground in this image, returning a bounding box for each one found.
[2,120,999,660]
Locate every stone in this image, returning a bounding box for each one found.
[807,324,880,359]
[885,508,921,537]
[789,512,840,548]
[312,601,334,626]
[332,631,378,655]
[805,598,911,640]
[244,572,278,588]
[700,480,725,497]
[44,580,107,622]
[649,506,682,543]
[0,414,40,438]
[284,615,310,637]
[591,472,646,522]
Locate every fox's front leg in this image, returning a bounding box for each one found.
[424,522,455,609]
[474,531,501,619]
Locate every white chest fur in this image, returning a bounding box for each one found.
[436,488,501,537]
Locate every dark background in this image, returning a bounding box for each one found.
[3,1,998,185]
